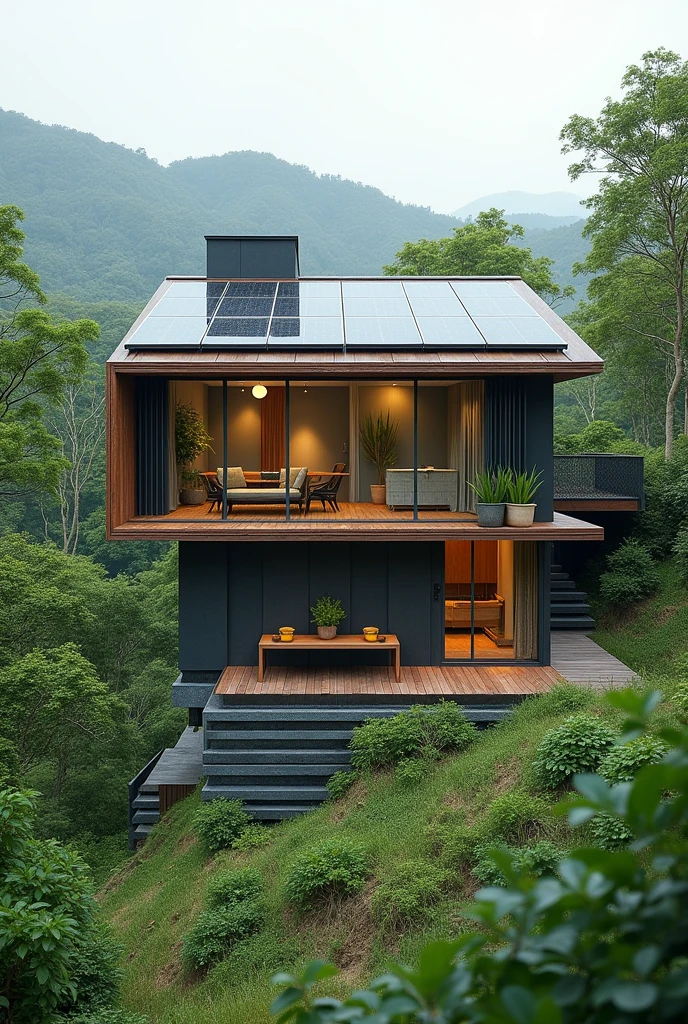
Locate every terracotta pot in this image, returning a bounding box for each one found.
[475,502,505,527]
[180,488,206,506]
[505,503,536,527]
[370,484,386,505]
[317,625,337,640]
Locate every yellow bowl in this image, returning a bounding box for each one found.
[363,627,379,642]
[279,627,295,643]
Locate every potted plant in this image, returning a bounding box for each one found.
[360,411,398,504]
[310,595,347,639]
[468,466,510,527]
[505,467,543,526]
[175,402,213,505]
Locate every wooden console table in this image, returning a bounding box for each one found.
[258,633,400,682]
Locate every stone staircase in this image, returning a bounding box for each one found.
[201,696,511,820]
[131,786,160,840]
[550,563,595,632]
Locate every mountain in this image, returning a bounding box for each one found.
[0,110,460,302]
[453,190,586,221]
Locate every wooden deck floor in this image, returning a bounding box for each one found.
[215,662,561,703]
[550,632,637,688]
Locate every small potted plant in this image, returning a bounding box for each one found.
[310,595,347,639]
[360,411,398,504]
[175,402,213,505]
[505,467,543,526]
[469,466,510,527]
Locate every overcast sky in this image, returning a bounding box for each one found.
[3,0,687,213]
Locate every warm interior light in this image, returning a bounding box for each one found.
[252,384,267,399]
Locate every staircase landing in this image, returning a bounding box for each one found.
[550,632,637,688]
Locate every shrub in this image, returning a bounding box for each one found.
[484,790,550,844]
[598,735,668,783]
[205,868,263,909]
[181,901,265,971]
[231,824,272,851]
[350,702,475,771]
[472,840,563,887]
[533,714,616,789]
[284,840,368,906]
[590,812,634,850]
[206,930,300,989]
[674,529,688,585]
[394,758,427,786]
[326,770,356,801]
[371,860,447,929]
[599,539,660,608]
[192,798,250,852]
[61,929,124,1015]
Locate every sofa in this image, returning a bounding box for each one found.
[215,466,308,514]
[386,469,458,511]
[444,595,504,630]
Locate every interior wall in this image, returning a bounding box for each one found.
[357,385,448,499]
[290,387,349,501]
[497,540,514,640]
[175,381,210,473]
[445,541,498,584]
[208,386,261,472]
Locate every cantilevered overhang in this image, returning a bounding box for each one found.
[106,276,604,383]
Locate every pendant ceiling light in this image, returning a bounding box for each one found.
[252,384,267,399]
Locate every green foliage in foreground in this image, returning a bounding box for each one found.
[350,701,475,772]
[600,539,661,609]
[270,689,688,1023]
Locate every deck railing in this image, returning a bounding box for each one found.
[553,454,645,509]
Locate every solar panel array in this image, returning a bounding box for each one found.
[125,279,567,352]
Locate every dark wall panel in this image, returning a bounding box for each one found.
[205,237,298,278]
[308,543,352,666]
[228,543,264,665]
[524,377,554,522]
[135,377,169,516]
[388,542,443,664]
[262,543,310,664]
[178,543,228,672]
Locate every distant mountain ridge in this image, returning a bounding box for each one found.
[453,190,587,220]
[0,109,590,310]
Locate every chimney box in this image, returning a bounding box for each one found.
[205,236,299,278]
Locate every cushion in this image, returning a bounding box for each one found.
[293,467,307,491]
[279,467,306,487]
[217,466,246,488]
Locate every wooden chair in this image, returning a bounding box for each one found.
[306,463,347,513]
[202,472,224,513]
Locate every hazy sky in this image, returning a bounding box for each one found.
[3,0,687,213]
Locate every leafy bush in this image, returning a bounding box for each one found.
[599,538,660,608]
[192,798,250,853]
[231,824,272,851]
[483,790,549,844]
[60,929,123,1015]
[326,770,356,801]
[472,840,563,887]
[205,868,263,909]
[674,528,688,585]
[598,735,667,783]
[284,840,368,906]
[371,860,447,929]
[206,930,300,989]
[590,811,634,850]
[0,737,19,786]
[533,714,616,789]
[350,702,474,771]
[181,902,265,971]
[394,758,427,786]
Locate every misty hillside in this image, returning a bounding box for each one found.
[453,190,586,220]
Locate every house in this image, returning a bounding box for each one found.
[106,235,634,840]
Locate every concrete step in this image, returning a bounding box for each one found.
[138,782,159,795]
[204,762,347,777]
[134,823,153,837]
[550,572,570,581]
[551,615,595,630]
[550,590,589,602]
[206,729,354,742]
[248,804,322,820]
[550,602,591,616]
[551,564,562,573]
[132,810,160,825]
[132,794,160,810]
[550,579,576,590]
[206,706,407,722]
[202,784,331,801]
[203,749,352,765]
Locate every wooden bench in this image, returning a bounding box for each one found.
[258,633,400,683]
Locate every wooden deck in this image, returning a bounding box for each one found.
[112,503,604,543]
[215,662,561,703]
[550,632,638,688]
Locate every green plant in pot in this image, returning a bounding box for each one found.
[175,402,214,505]
[469,466,510,527]
[359,411,398,504]
[311,595,347,639]
[506,466,543,526]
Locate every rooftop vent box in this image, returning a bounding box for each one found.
[205,235,299,279]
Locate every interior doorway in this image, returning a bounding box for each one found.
[444,540,516,660]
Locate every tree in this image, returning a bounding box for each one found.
[561,49,688,459]
[384,209,575,306]
[0,205,99,497]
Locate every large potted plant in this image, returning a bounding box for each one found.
[175,402,213,505]
[310,595,347,640]
[360,411,398,504]
[505,467,543,526]
[469,466,510,527]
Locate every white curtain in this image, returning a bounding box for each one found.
[167,381,177,511]
[348,383,359,502]
[447,381,484,512]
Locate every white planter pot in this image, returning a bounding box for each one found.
[505,503,536,527]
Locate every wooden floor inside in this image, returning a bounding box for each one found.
[215,662,560,702]
[445,632,515,659]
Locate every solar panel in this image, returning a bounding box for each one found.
[225,281,277,297]
[341,280,405,297]
[165,281,226,298]
[274,297,341,317]
[127,316,208,348]
[203,318,269,348]
[416,317,486,347]
[460,295,536,317]
[150,296,219,317]
[402,281,456,297]
[217,297,274,317]
[473,316,565,348]
[270,317,344,348]
[345,317,421,347]
[406,295,468,317]
[451,281,517,298]
[344,296,411,317]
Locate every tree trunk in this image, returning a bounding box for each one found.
[665,337,683,459]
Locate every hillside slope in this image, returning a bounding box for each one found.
[100,682,658,1024]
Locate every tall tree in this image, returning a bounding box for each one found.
[384,208,574,306]
[561,48,688,458]
[0,205,99,496]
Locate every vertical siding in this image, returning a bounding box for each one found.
[135,378,169,516]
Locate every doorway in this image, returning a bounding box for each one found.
[444,540,520,660]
